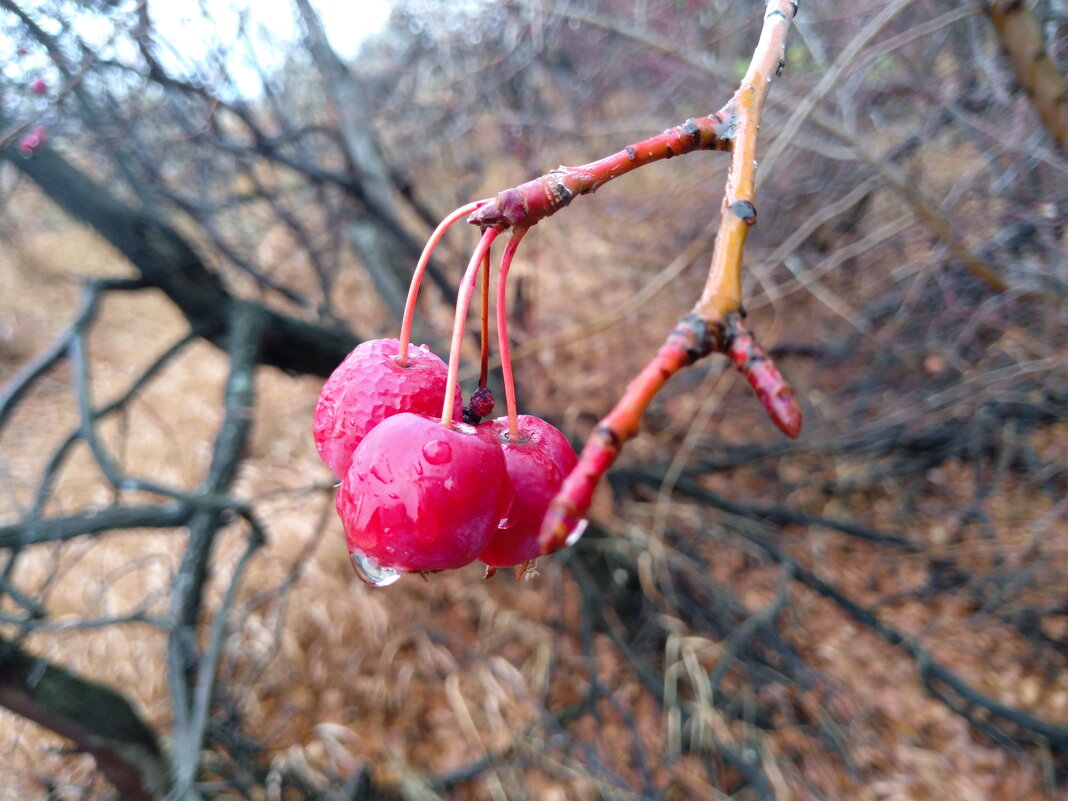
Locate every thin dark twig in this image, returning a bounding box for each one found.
[0,284,99,431]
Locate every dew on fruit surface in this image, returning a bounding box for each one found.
[564,518,589,546]
[350,549,402,587]
[422,439,452,465]
[370,453,393,483]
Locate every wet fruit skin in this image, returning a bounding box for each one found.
[337,413,514,572]
[313,338,462,479]
[477,415,578,567]
[490,415,578,476]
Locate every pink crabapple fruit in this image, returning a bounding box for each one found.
[313,338,462,479]
[491,414,578,477]
[337,412,514,581]
[477,415,580,567]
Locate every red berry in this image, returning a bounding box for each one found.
[477,415,579,567]
[478,441,561,567]
[494,414,577,476]
[18,127,46,157]
[337,413,513,578]
[30,77,47,96]
[313,338,462,478]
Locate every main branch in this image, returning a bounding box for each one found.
[0,635,169,800]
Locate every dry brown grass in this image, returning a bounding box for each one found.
[2,67,1067,799]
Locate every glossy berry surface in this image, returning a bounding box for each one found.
[313,338,462,479]
[337,413,514,575]
[491,415,578,476]
[477,415,578,567]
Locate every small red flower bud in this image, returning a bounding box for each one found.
[18,127,46,157]
[466,385,495,421]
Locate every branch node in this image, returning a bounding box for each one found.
[728,199,758,226]
[671,312,722,364]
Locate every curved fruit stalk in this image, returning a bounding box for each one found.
[439,228,499,425]
[396,199,489,366]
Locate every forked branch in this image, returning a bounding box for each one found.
[538,0,801,550]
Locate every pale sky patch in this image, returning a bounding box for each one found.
[147,0,393,97]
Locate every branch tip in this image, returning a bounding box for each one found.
[724,314,802,439]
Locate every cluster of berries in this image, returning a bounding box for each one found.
[313,203,581,586]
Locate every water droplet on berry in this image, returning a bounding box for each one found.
[350,549,402,587]
[564,519,588,547]
[421,439,452,465]
[370,454,393,483]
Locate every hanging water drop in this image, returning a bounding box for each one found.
[564,518,588,546]
[421,439,452,465]
[350,549,402,587]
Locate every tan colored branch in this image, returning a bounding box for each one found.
[987,0,1068,151]
[697,2,799,320]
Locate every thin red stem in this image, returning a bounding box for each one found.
[441,228,499,427]
[495,228,528,441]
[397,199,490,366]
[479,248,491,388]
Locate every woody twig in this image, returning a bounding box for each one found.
[535,0,802,550]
